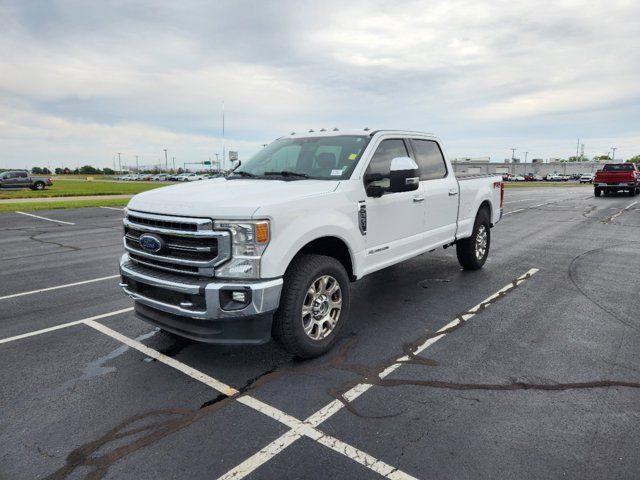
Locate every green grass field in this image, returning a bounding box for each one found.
[0,178,168,199]
[0,198,130,213]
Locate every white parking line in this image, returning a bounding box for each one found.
[0,269,538,479]
[503,208,525,216]
[83,320,417,479]
[0,308,132,345]
[99,206,126,211]
[221,269,539,478]
[609,200,638,222]
[84,319,239,397]
[15,211,76,225]
[0,275,119,301]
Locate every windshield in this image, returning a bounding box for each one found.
[233,135,370,180]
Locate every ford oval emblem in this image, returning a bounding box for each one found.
[139,233,164,253]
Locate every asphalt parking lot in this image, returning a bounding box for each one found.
[1,186,639,480]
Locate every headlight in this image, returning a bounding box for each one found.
[214,220,270,279]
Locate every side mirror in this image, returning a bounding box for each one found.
[389,157,419,193]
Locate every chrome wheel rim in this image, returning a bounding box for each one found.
[302,275,342,340]
[475,225,487,260]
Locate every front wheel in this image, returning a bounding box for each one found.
[272,254,350,358]
[34,182,45,190]
[456,209,491,270]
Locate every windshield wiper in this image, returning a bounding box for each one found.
[228,171,257,178]
[264,171,310,179]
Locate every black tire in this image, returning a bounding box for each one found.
[594,188,601,197]
[629,188,636,197]
[456,209,491,270]
[34,182,45,190]
[272,254,350,359]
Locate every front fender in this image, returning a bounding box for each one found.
[257,204,364,279]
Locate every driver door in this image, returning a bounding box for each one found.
[363,138,426,274]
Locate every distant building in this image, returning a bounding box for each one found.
[451,156,490,163]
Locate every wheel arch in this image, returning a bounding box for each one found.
[291,236,356,282]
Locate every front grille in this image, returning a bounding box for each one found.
[125,228,218,262]
[127,214,197,232]
[123,210,230,277]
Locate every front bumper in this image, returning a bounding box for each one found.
[119,254,283,344]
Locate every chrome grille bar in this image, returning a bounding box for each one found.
[124,210,231,277]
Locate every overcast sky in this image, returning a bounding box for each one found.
[1,0,639,169]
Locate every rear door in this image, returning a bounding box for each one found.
[409,138,458,247]
[15,172,30,187]
[363,137,426,272]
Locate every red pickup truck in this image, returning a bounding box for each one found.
[594,163,639,197]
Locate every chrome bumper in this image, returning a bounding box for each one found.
[119,254,282,320]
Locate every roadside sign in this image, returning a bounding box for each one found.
[229,151,239,161]
[203,161,211,165]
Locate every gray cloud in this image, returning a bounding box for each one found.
[1,0,639,169]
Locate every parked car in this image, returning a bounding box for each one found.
[119,129,504,358]
[0,171,53,190]
[579,173,594,184]
[594,163,639,197]
[546,174,563,181]
[512,175,525,182]
[182,173,203,181]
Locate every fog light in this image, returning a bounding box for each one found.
[232,291,247,303]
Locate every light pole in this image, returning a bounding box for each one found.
[172,157,176,171]
[163,149,168,172]
[524,151,529,163]
[510,148,516,161]
[117,153,122,173]
[611,147,617,161]
[135,155,139,173]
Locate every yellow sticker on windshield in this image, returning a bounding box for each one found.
[348,153,358,160]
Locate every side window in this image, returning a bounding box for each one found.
[411,139,447,181]
[17,172,27,178]
[365,139,408,188]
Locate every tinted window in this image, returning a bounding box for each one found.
[17,172,27,178]
[364,139,408,189]
[602,164,634,171]
[411,139,447,180]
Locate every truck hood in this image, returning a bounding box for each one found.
[127,178,340,218]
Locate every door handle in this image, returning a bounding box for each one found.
[413,195,425,203]
[448,189,459,196]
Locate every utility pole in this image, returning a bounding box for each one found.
[611,147,617,161]
[510,148,516,161]
[576,138,580,159]
[135,155,139,172]
[163,149,168,172]
[172,157,176,171]
[117,153,122,173]
[222,101,225,171]
[215,153,220,172]
[524,151,529,163]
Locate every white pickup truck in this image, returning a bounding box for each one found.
[119,129,503,357]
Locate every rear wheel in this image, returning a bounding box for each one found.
[456,209,490,270]
[34,181,45,190]
[272,254,350,358]
[594,188,601,197]
[629,188,636,197]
